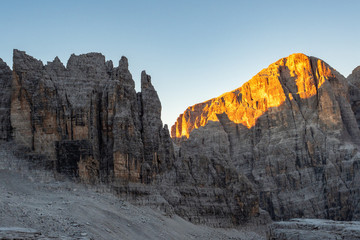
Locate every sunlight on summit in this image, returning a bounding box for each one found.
[171,53,335,139]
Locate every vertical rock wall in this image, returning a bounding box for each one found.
[0,59,12,140]
[10,50,173,184]
[159,121,259,226]
[348,66,360,130]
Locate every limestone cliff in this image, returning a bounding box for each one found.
[159,121,259,226]
[348,66,360,129]
[0,58,12,140]
[172,53,360,221]
[10,49,171,184]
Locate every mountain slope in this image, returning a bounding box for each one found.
[171,53,359,142]
[172,53,360,221]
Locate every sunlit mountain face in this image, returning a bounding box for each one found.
[171,53,338,139]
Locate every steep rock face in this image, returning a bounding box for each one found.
[172,53,360,221]
[0,59,12,140]
[10,50,172,184]
[159,121,259,226]
[139,71,174,183]
[348,66,360,85]
[348,66,360,129]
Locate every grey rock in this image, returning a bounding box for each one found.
[267,219,360,240]
[348,66,360,130]
[10,50,173,184]
[140,71,173,183]
[158,121,260,226]
[0,227,42,240]
[0,58,12,140]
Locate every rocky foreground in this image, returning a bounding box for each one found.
[268,219,360,240]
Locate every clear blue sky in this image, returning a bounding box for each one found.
[1,0,359,127]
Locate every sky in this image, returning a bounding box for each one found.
[1,0,360,127]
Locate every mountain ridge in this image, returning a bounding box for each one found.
[171,53,354,140]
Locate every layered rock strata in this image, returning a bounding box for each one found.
[0,58,12,140]
[347,66,360,129]
[158,121,259,226]
[172,53,360,221]
[10,50,171,184]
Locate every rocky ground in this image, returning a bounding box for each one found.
[0,141,267,240]
[268,218,360,240]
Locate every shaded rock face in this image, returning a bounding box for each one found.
[172,53,360,221]
[348,66,360,129]
[158,121,260,226]
[0,59,12,140]
[10,50,172,184]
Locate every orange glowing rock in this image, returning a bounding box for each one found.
[171,53,336,139]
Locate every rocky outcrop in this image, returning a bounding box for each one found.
[348,66,360,85]
[172,53,360,221]
[0,227,43,240]
[158,121,260,226]
[267,219,360,240]
[10,50,172,184]
[139,71,174,183]
[348,66,360,129]
[0,59,12,140]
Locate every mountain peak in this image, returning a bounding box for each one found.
[171,53,341,139]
